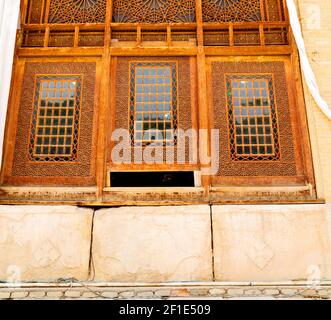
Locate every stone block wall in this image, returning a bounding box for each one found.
[0,206,93,282]
[1,204,331,284]
[92,206,213,282]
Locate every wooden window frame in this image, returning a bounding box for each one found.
[226,73,281,161]
[207,55,316,191]
[0,1,319,205]
[28,74,82,162]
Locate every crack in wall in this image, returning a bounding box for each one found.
[88,210,96,281]
[210,205,215,281]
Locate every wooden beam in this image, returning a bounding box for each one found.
[229,23,234,46]
[195,0,204,46]
[44,0,51,23]
[136,25,141,46]
[43,25,50,47]
[167,26,172,47]
[259,23,265,46]
[17,47,104,57]
[74,26,79,47]
[195,0,211,195]
[104,0,112,47]
[20,0,29,25]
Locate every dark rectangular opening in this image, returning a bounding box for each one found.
[110,171,195,187]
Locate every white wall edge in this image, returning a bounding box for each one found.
[0,0,20,170]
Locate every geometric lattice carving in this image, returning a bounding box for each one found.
[112,0,196,23]
[27,0,286,24]
[48,0,106,23]
[114,57,193,165]
[202,0,261,22]
[212,61,297,177]
[226,74,280,161]
[11,62,96,182]
[29,75,82,162]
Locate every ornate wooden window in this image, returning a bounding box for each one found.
[29,75,82,162]
[226,74,280,161]
[129,62,178,146]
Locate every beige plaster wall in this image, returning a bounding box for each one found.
[296,0,331,202]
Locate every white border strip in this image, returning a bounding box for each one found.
[0,0,20,170]
[287,0,331,120]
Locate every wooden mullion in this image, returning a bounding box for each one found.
[276,0,283,21]
[259,23,265,46]
[167,26,172,47]
[282,0,289,22]
[195,0,211,194]
[104,0,112,47]
[74,26,79,48]
[44,0,51,24]
[195,0,204,46]
[264,0,270,22]
[137,26,142,46]
[43,25,50,47]
[21,0,30,25]
[27,0,33,24]
[229,23,234,46]
[259,0,266,21]
[39,0,46,24]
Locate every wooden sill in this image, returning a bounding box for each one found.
[210,184,313,194]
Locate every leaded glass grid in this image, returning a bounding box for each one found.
[129,62,178,146]
[226,74,280,161]
[28,75,82,161]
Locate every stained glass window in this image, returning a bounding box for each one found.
[29,75,82,161]
[226,74,280,161]
[129,62,178,146]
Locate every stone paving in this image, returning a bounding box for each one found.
[0,285,330,300]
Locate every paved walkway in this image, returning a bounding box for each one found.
[0,284,330,300]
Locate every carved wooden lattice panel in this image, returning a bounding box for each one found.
[202,0,262,22]
[211,61,297,177]
[112,0,196,23]
[11,62,97,182]
[48,0,106,23]
[29,75,82,162]
[226,74,280,161]
[114,57,193,165]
